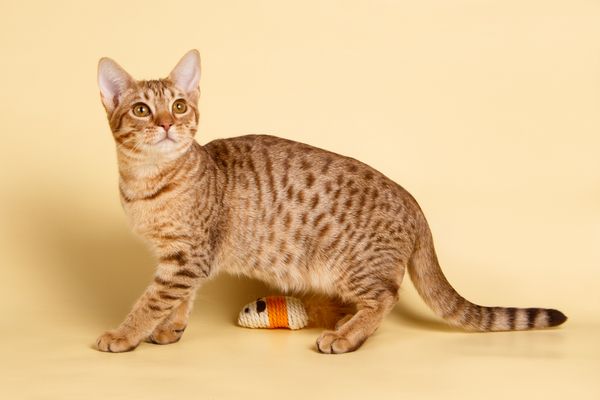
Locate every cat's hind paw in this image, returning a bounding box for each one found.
[316,331,355,354]
[96,330,138,353]
[147,322,187,345]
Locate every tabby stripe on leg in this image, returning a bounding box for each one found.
[154,276,170,286]
[170,283,192,289]
[160,253,187,266]
[158,291,181,300]
[174,269,200,278]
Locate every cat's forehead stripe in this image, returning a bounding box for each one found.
[140,79,174,99]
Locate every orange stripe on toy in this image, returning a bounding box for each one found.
[267,296,289,328]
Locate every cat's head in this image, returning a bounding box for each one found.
[97,50,200,160]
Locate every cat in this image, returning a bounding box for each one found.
[95,49,566,354]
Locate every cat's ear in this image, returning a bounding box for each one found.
[97,57,135,113]
[169,50,201,101]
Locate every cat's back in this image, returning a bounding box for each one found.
[205,134,333,170]
[204,134,420,229]
[205,134,413,200]
[204,134,419,211]
[205,134,386,187]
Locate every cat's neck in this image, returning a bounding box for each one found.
[117,141,213,193]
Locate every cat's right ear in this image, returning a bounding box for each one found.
[97,58,135,114]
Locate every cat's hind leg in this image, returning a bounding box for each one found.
[316,263,404,354]
[147,291,196,345]
[316,293,397,354]
[334,314,353,330]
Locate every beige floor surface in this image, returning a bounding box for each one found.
[3,276,599,400]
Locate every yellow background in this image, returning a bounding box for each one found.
[1,1,599,398]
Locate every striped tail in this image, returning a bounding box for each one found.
[408,221,567,332]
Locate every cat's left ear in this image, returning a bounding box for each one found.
[169,50,201,102]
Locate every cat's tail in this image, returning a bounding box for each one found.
[407,216,567,332]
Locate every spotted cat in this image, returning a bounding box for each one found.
[95,50,566,354]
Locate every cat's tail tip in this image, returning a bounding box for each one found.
[547,308,568,327]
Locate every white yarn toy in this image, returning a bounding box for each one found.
[237,296,308,330]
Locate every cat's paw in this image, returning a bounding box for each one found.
[316,331,354,354]
[96,330,138,353]
[147,322,187,345]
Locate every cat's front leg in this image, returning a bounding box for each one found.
[96,252,208,352]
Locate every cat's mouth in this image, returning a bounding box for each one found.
[155,134,176,145]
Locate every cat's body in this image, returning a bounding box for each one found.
[96,50,566,354]
[201,135,417,294]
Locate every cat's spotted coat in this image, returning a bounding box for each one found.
[96,50,566,354]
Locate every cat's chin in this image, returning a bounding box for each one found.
[150,138,179,152]
[142,138,193,161]
[155,138,177,147]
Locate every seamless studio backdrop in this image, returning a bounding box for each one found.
[1,1,599,399]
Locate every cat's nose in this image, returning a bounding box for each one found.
[160,122,172,132]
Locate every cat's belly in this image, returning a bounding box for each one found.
[213,242,337,296]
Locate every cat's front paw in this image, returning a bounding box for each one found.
[147,322,187,345]
[316,331,355,354]
[96,330,138,353]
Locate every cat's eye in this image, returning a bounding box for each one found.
[172,99,187,114]
[132,103,151,117]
